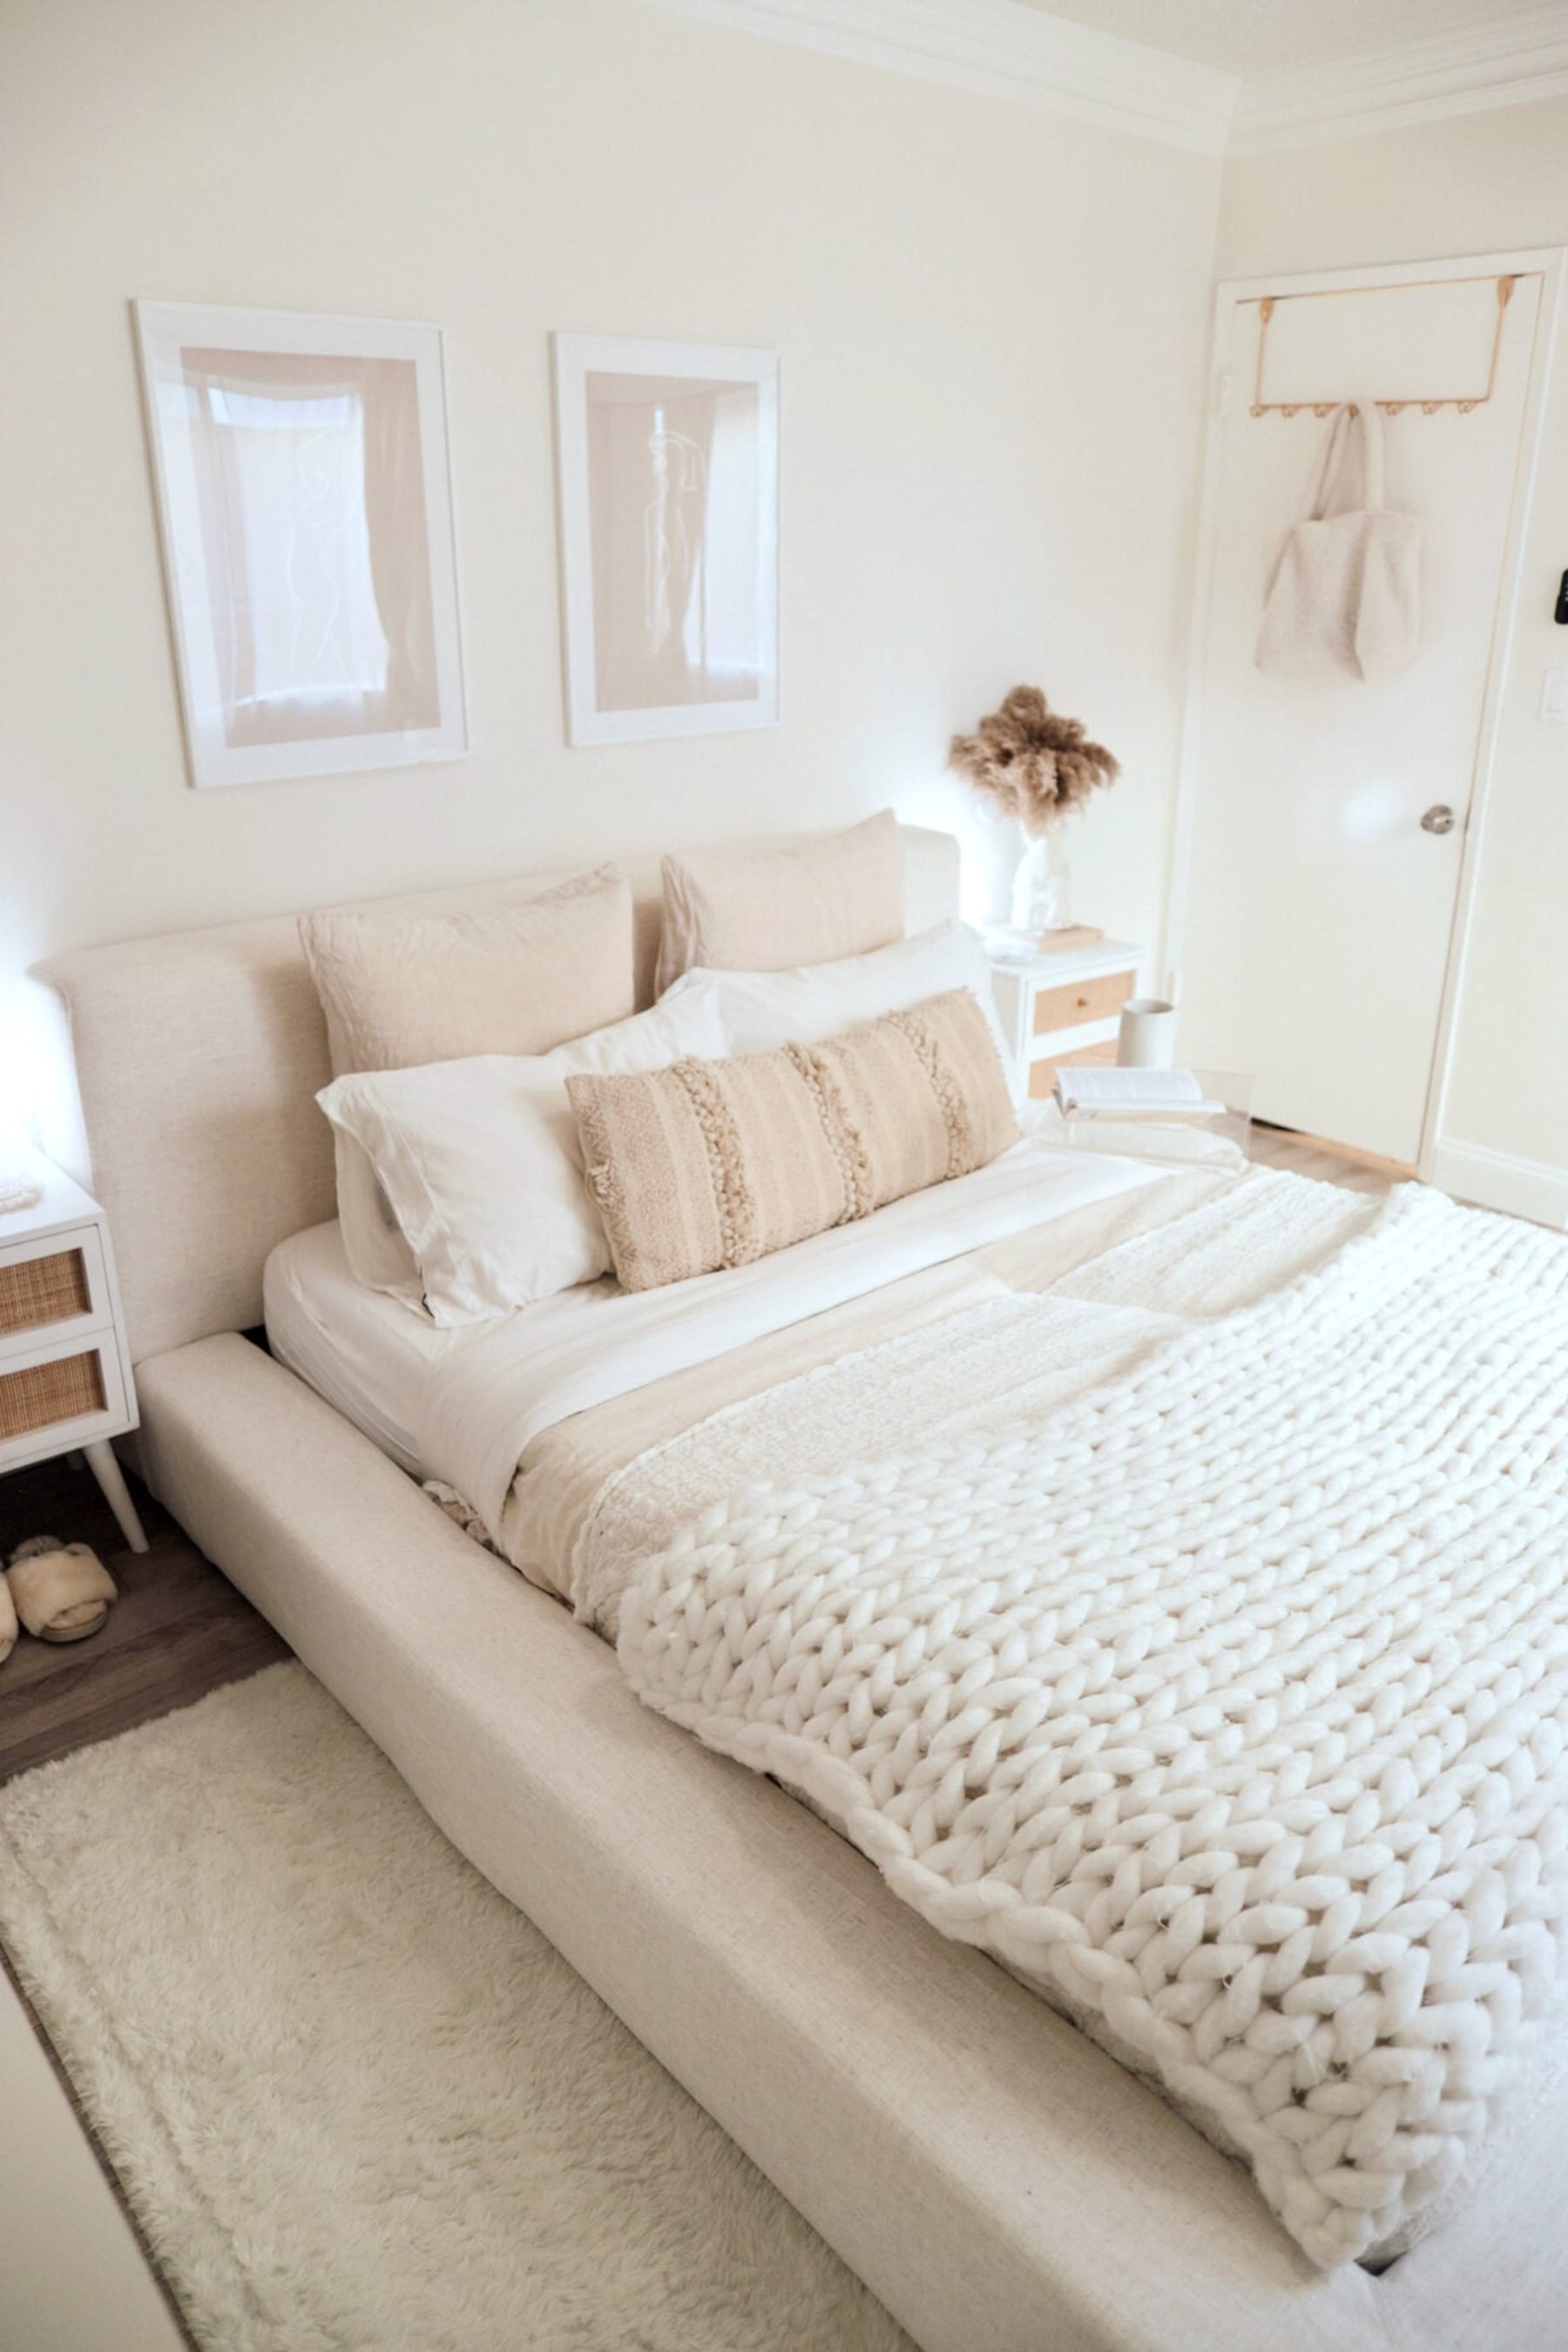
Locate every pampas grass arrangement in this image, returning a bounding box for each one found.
[948,686,1119,836]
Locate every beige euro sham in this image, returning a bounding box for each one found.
[300,867,636,1077]
[654,812,905,992]
[568,988,1018,1293]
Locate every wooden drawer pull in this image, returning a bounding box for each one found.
[1032,970,1133,1037]
[0,1247,91,1338]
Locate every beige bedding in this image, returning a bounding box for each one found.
[479,1166,1377,1631]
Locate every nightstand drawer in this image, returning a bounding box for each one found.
[0,1323,130,1463]
[0,1241,92,1338]
[0,1347,106,1441]
[0,1223,113,1353]
[1031,970,1132,1037]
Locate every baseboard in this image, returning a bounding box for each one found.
[1428,1138,1568,1227]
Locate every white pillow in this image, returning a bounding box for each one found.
[317,990,731,1326]
[333,1132,423,1302]
[662,920,1014,1084]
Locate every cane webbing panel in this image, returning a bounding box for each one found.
[0,1348,105,1441]
[0,1247,91,1339]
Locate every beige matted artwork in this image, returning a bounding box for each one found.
[135,301,467,788]
[552,335,780,746]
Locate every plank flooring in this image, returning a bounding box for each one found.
[1248,1119,1408,1197]
[0,1448,289,1784]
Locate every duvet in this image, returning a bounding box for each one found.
[615,1183,1568,2268]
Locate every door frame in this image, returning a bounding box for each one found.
[1161,245,1565,1190]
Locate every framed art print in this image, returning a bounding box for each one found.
[552,335,779,746]
[136,301,468,788]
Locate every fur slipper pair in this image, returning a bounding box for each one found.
[0,1536,117,1662]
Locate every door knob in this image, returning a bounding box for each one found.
[1421,804,1456,835]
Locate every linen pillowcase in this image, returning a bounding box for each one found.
[568,988,1018,1294]
[333,1132,423,1302]
[317,989,731,1326]
[301,866,636,1077]
[664,919,1016,1088]
[654,812,904,992]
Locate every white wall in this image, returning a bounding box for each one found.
[1218,102,1568,1194]
[0,0,1219,1132]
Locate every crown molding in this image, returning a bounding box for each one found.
[632,0,1239,154]
[1230,5,1568,154]
[634,0,1568,160]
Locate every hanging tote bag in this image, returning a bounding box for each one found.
[1255,400,1421,682]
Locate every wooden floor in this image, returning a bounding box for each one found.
[0,1449,289,1784]
[1248,1119,1408,1197]
[0,1123,1402,1788]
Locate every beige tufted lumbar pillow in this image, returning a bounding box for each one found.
[567,988,1018,1293]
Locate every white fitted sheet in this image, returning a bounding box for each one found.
[263,1140,1164,1517]
[264,1221,453,1476]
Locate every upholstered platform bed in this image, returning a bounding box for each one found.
[39,826,1568,2352]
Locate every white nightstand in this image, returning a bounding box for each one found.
[989,938,1144,1104]
[0,1152,147,1552]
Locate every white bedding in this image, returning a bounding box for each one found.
[264,1220,451,1476]
[618,1182,1568,2268]
[265,1138,1165,1534]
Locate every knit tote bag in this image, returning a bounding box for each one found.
[1255,401,1421,683]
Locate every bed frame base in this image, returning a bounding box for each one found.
[130,1335,1429,2352]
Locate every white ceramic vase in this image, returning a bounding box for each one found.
[1009,825,1071,934]
[1117,997,1179,1069]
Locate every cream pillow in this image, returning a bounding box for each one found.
[568,988,1018,1294]
[316,989,732,1325]
[664,919,1015,1086]
[655,812,904,992]
[301,867,636,1076]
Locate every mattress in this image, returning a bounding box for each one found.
[263,1219,449,1477]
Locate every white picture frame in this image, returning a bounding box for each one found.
[135,301,468,789]
[552,334,780,747]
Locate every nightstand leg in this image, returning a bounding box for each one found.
[83,1441,149,1555]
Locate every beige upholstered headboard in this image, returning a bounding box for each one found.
[37,825,959,1365]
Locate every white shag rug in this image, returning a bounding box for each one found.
[0,1665,909,2352]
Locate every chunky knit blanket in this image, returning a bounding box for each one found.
[618,1185,1568,2268]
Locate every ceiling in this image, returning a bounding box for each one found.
[1010,0,1552,77]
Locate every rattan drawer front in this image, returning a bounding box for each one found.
[0,1347,106,1443]
[0,1246,92,1339]
[1031,969,1133,1037]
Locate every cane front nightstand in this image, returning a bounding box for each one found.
[0,1152,147,1551]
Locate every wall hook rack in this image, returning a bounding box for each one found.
[1244,273,1525,420]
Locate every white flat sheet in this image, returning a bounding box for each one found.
[264,1140,1163,1532]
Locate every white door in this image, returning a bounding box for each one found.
[1173,264,1544,1166]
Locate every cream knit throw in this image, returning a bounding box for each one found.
[619,1185,1568,2268]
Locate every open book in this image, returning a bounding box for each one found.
[1054,1066,1228,1117]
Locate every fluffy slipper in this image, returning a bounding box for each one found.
[0,1571,15,1666]
[7,1536,117,1645]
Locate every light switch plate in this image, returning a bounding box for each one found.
[1542,669,1568,723]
